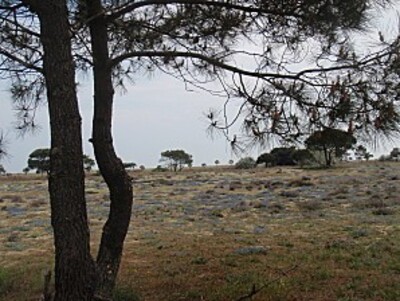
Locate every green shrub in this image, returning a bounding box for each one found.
[256,153,276,167]
[235,157,256,169]
[152,165,168,172]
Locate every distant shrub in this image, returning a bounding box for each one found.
[378,155,391,161]
[270,147,297,166]
[152,165,168,172]
[257,148,314,167]
[256,153,276,167]
[235,157,256,169]
[292,149,315,167]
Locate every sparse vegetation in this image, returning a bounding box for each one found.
[1,162,400,300]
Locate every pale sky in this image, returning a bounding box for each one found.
[0,73,246,172]
[1,4,400,173]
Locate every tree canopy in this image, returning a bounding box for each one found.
[27,148,50,174]
[27,148,95,173]
[83,154,96,171]
[305,128,357,166]
[123,162,137,170]
[160,149,193,171]
[2,1,400,144]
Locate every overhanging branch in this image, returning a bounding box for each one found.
[0,47,42,73]
[106,0,301,22]
[109,48,394,85]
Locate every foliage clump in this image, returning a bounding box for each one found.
[160,150,193,172]
[235,157,256,169]
[257,147,315,168]
[305,128,356,167]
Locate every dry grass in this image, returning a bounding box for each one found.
[1,161,400,300]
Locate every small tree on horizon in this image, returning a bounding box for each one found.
[83,155,96,172]
[354,145,374,161]
[305,128,356,167]
[0,164,5,175]
[160,150,193,172]
[27,148,51,174]
[123,162,137,170]
[390,148,400,161]
[215,160,220,166]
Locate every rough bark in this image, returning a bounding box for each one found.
[29,1,97,300]
[86,0,134,299]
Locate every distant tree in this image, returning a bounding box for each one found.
[83,155,95,172]
[201,163,207,167]
[354,145,373,161]
[28,148,51,174]
[0,165,5,175]
[292,149,315,167]
[379,154,391,161]
[228,160,234,165]
[256,153,277,167]
[235,157,256,169]
[270,147,297,166]
[390,148,400,161]
[160,150,193,172]
[215,160,220,166]
[123,162,137,170]
[28,149,95,174]
[139,165,146,171]
[305,128,356,167]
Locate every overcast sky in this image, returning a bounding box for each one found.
[1,4,400,173]
[0,73,247,172]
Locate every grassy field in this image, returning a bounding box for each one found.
[1,161,400,301]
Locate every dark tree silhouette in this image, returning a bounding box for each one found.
[305,128,357,166]
[27,148,51,174]
[160,149,193,171]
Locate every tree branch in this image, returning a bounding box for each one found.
[0,47,42,73]
[106,0,300,22]
[109,49,392,85]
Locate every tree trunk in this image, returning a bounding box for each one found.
[86,0,134,299]
[31,1,97,300]
[323,147,331,167]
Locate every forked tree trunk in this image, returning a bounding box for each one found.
[86,0,134,299]
[30,0,97,300]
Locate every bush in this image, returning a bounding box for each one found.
[235,157,256,169]
[152,165,168,172]
[270,147,297,166]
[256,153,276,167]
[292,149,315,167]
